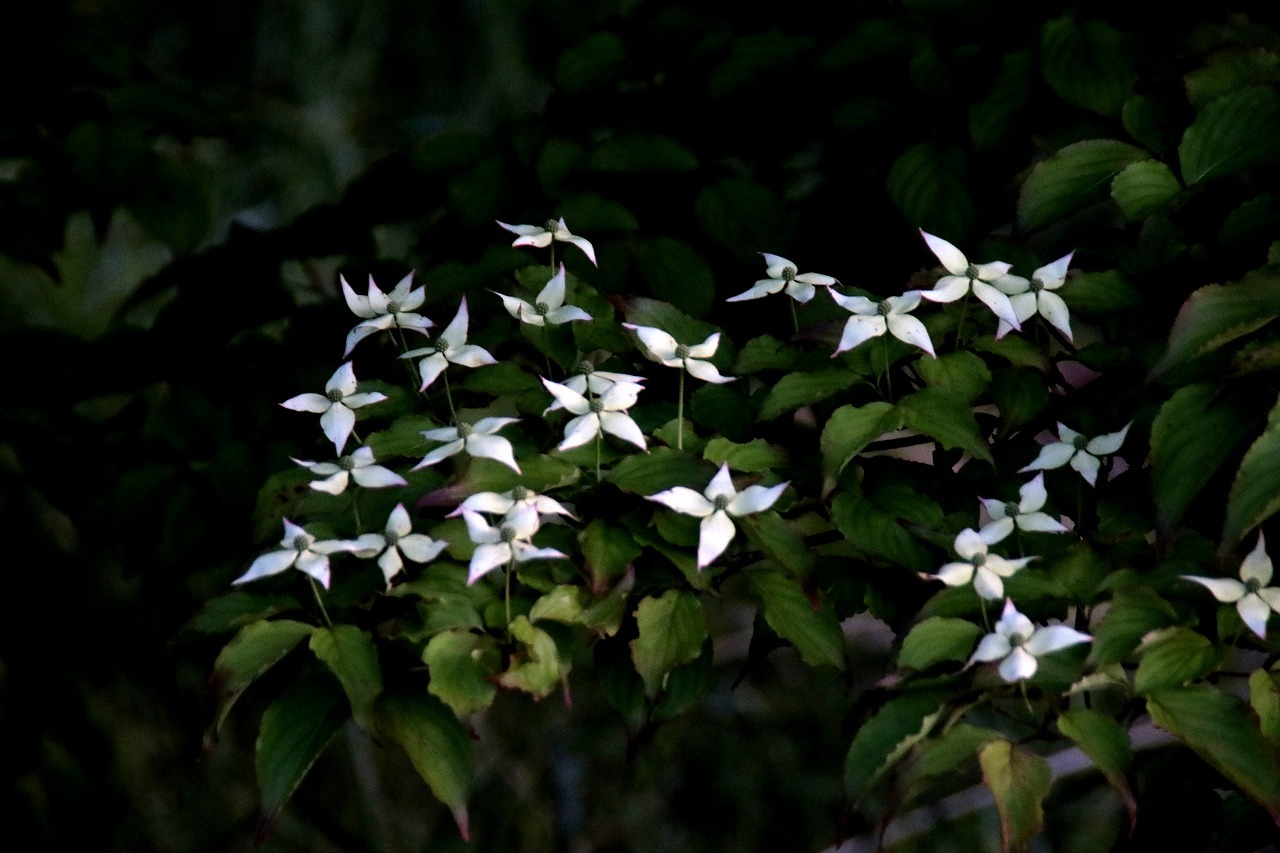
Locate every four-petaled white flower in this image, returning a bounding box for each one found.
[497,217,598,266]
[647,463,788,569]
[448,485,576,520]
[623,324,734,384]
[234,519,353,589]
[544,360,646,414]
[978,472,1069,540]
[992,252,1074,341]
[462,506,567,585]
[340,272,434,356]
[281,362,388,453]
[929,527,1035,601]
[414,417,522,472]
[291,446,407,495]
[1183,533,1280,639]
[970,599,1092,682]
[1020,422,1131,487]
[495,263,593,327]
[348,503,448,588]
[918,230,1025,333]
[727,253,838,304]
[830,289,936,357]
[541,377,647,451]
[401,296,498,391]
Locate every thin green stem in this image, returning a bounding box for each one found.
[310,577,333,628]
[595,432,603,483]
[393,322,424,394]
[954,289,972,351]
[351,491,363,530]
[789,300,799,336]
[882,340,893,400]
[504,558,514,637]
[1019,681,1033,716]
[978,595,991,632]
[442,368,458,424]
[677,367,685,451]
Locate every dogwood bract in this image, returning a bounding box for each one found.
[918,229,1024,332]
[928,526,1034,601]
[978,472,1069,539]
[830,289,935,357]
[462,506,567,585]
[448,485,576,521]
[291,446,407,495]
[1183,533,1280,639]
[497,217,597,265]
[647,464,788,569]
[280,361,388,453]
[234,519,353,589]
[414,417,522,473]
[970,599,1092,682]
[340,272,433,355]
[544,361,646,414]
[541,377,647,451]
[400,297,497,391]
[1020,422,1131,487]
[348,503,448,588]
[495,263,592,326]
[993,252,1074,341]
[727,253,838,303]
[623,324,734,384]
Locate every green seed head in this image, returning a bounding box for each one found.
[499,524,517,543]
[1072,435,1088,451]
[510,486,531,502]
[1246,578,1262,594]
[713,495,730,512]
[576,360,595,376]
[544,219,560,233]
[338,455,356,471]
[589,398,604,414]
[781,266,797,282]
[966,263,980,280]
[877,301,892,316]
[292,535,310,552]
[327,388,344,402]
[457,423,472,438]
[535,301,549,316]
[1004,501,1020,518]
[675,344,691,360]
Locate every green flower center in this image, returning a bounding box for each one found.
[1246,578,1263,594]
[1072,435,1088,451]
[576,361,595,376]
[1005,501,1020,518]
[877,301,892,316]
[338,455,356,471]
[1029,277,1045,294]
[535,301,549,316]
[713,495,730,512]
[544,219,560,233]
[781,266,797,282]
[387,300,401,314]
[499,524,518,543]
[457,423,472,438]
[675,344,690,360]
[970,553,987,568]
[292,535,310,552]
[589,398,604,414]
[385,531,400,547]
[327,388,344,402]
[510,486,531,501]
[966,263,980,280]
[1008,633,1027,649]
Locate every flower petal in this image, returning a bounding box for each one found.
[449,492,514,517]
[466,434,521,472]
[378,547,404,585]
[1017,512,1069,533]
[599,381,642,411]
[558,414,601,451]
[234,549,297,585]
[920,275,969,304]
[320,404,356,453]
[413,440,464,469]
[785,280,816,303]
[761,253,794,276]
[686,359,734,384]
[599,411,648,450]
[513,543,570,563]
[439,298,470,350]
[624,324,678,360]
[281,393,331,413]
[833,315,886,355]
[705,463,736,500]
[468,543,511,585]
[1018,472,1048,512]
[973,567,1004,600]
[546,305,593,324]
[415,353,449,390]
[461,510,499,544]
[1024,625,1092,656]
[1241,533,1273,585]
[795,272,837,287]
[542,377,591,415]
[326,362,358,397]
[351,465,408,489]
[1019,442,1076,472]
[496,292,535,322]
[294,552,332,588]
[998,647,1038,682]
[1037,291,1073,340]
[1239,594,1273,639]
[829,291,878,315]
[933,562,975,587]
[340,275,376,318]
[954,528,987,560]
[886,314,936,357]
[310,470,350,495]
[971,633,1012,663]
[399,534,447,563]
[978,517,1015,544]
[447,344,498,368]
[1183,575,1246,603]
[727,482,787,516]
[726,280,785,302]
[697,511,736,568]
[342,392,388,409]
[1032,252,1074,289]
[971,281,1022,331]
[648,486,715,517]
[687,332,722,360]
[1070,451,1100,487]
[920,230,969,276]
[560,234,597,266]
[537,264,567,308]
[1086,423,1131,456]
[344,322,383,356]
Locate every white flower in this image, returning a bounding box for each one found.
[348,503,448,588]
[291,446,407,495]
[233,519,353,589]
[622,323,734,384]
[400,297,498,390]
[829,289,935,357]
[340,272,433,356]
[1183,533,1280,639]
[462,506,567,585]
[494,263,593,327]
[281,362,388,453]
[447,485,576,520]
[544,361,645,414]
[918,230,1025,333]
[978,472,1069,539]
[541,377,647,452]
[970,599,1092,682]
[992,252,1074,341]
[497,217,597,266]
[1019,422,1131,487]
[726,253,838,304]
[928,527,1035,601]
[647,463,788,569]
[413,417,522,473]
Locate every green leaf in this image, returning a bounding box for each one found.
[1223,394,1280,553]
[1179,85,1280,185]
[734,334,799,373]
[578,519,642,587]
[1122,94,1173,153]
[897,387,994,465]
[377,692,474,838]
[1150,384,1257,533]
[915,351,992,404]
[702,437,788,473]
[1017,139,1149,232]
[1250,669,1280,745]
[617,295,719,346]
[458,362,542,395]
[212,619,315,732]
[694,178,786,259]
[819,402,902,495]
[591,134,698,173]
[742,510,813,576]
[989,369,1049,430]
[1134,627,1223,694]
[308,625,383,729]
[497,616,564,699]
[556,32,627,94]
[188,591,293,635]
[256,674,348,819]
[422,630,498,717]
[1149,270,1280,379]
[830,489,932,572]
[630,590,707,696]
[630,238,715,316]
[529,585,584,623]
[898,617,982,670]
[1057,710,1137,831]
[744,566,845,669]
[886,142,974,239]
[365,415,439,460]
[1058,269,1141,317]
[844,690,947,797]
[969,50,1033,150]
[1040,17,1137,117]
[1147,685,1280,821]
[979,739,1053,852]
[1090,588,1179,664]
[1185,49,1280,109]
[609,447,710,494]
[758,368,859,421]
[1110,160,1182,220]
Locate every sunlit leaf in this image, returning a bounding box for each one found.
[979,739,1053,851]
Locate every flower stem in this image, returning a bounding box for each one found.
[978,596,990,632]
[393,322,424,394]
[309,578,333,628]
[595,432,602,483]
[882,340,893,400]
[789,300,799,336]
[677,367,685,451]
[954,290,972,351]
[504,558,514,638]
[351,492,363,530]
[442,368,458,424]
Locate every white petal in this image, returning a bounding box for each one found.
[1258,586,1280,614]
[697,511,737,568]
[978,517,1015,543]
[422,426,461,442]
[829,291,878,315]
[886,314,936,357]
[468,544,511,585]
[351,465,408,489]
[462,510,500,544]
[920,276,969,303]
[1017,512,1069,534]
[1024,625,1092,656]
[995,600,1033,637]
[599,411,648,449]
[991,273,1031,296]
[326,362,358,397]
[649,486,715,518]
[292,458,337,475]
[1037,291,1073,340]
[310,470,350,495]
[320,404,356,453]
[1086,423,1131,456]
[340,275,376,318]
[920,230,969,276]
[343,392,388,409]
[973,568,1004,600]
[537,264,567,308]
[560,234,597,266]
[785,280,816,303]
[512,543,569,563]
[447,344,498,368]
[497,292,536,321]
[705,463,736,500]
[496,220,544,237]
[450,492,514,517]
[1018,472,1048,512]
[599,381,642,411]
[887,291,922,313]
[975,262,1014,281]
[386,503,412,538]
[954,528,987,560]
[281,393,331,414]
[1070,452,1100,487]
[998,647,1038,682]
[834,316,886,355]
[294,552,331,588]
[980,497,1009,520]
[972,281,1022,331]
[505,505,541,539]
[512,232,554,249]
[531,495,575,518]
[1032,252,1074,289]
[280,520,311,546]
[439,298,470,350]
[1007,292,1039,324]
[558,414,601,451]
[760,253,795,276]
[1241,533,1273,585]
[413,440,464,469]
[795,272,838,287]
[415,353,449,390]
[1020,442,1076,472]
[1183,575,1246,603]
[686,332,722,360]
[467,434,521,472]
[624,324,678,360]
[1057,423,1084,445]
[686,359,735,384]
[399,534,447,564]
[348,533,387,559]
[378,548,404,584]
[986,556,1034,578]
[727,482,787,516]
[971,633,1012,663]
[233,549,297,584]
[542,377,591,414]
[343,322,382,356]
[546,305,593,324]
[1239,595,1272,639]
[474,416,520,435]
[726,279,785,302]
[933,562,975,587]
